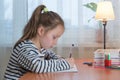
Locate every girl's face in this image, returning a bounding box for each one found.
[38,25,64,49]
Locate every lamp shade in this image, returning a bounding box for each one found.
[95,1,115,21]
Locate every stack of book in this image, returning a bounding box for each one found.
[94,49,120,67]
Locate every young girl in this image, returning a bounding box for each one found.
[4,5,74,79]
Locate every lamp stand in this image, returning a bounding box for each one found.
[102,21,107,49]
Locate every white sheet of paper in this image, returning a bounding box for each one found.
[57,65,78,72]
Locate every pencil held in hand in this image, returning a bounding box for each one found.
[69,53,72,58]
[69,44,74,58]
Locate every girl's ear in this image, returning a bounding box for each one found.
[37,26,45,36]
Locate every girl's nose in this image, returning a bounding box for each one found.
[54,41,57,45]
[53,39,58,45]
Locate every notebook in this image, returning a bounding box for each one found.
[57,64,78,72]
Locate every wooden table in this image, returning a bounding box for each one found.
[20,59,120,80]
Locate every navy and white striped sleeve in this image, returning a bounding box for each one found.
[17,49,70,73]
[41,49,62,59]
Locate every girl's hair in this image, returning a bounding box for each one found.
[14,5,64,48]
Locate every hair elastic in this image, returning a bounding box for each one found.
[43,7,48,12]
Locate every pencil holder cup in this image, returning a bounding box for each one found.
[104,60,111,67]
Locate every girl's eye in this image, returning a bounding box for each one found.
[53,36,56,39]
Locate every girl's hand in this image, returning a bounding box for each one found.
[65,58,74,68]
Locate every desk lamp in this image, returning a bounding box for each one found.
[95,1,115,49]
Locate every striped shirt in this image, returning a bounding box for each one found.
[4,40,70,80]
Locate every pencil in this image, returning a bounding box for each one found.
[69,53,72,58]
[69,44,74,58]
